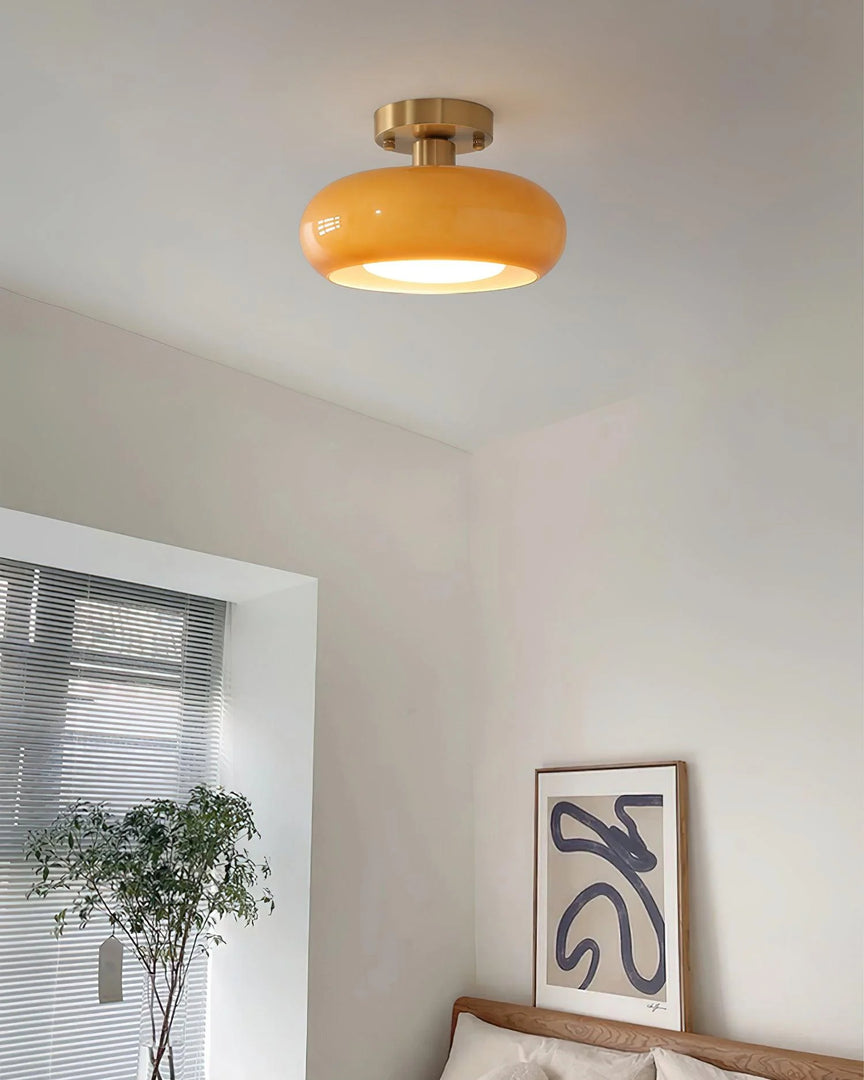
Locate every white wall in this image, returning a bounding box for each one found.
[0,287,475,1080]
[470,340,863,1057]
[211,582,318,1080]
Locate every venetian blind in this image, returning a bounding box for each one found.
[0,557,226,1080]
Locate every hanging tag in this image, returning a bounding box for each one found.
[98,936,124,1003]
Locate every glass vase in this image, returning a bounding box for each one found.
[137,1043,177,1080]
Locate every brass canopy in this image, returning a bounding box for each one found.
[373,98,494,164]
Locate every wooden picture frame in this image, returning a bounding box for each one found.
[534,762,690,1030]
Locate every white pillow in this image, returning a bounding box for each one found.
[440,1013,656,1080]
[477,1065,549,1080]
[653,1048,769,1080]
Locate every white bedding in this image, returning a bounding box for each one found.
[439,1013,656,1080]
[653,1048,769,1080]
[477,1065,549,1080]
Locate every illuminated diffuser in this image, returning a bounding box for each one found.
[299,98,566,294]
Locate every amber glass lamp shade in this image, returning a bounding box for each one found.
[299,165,566,294]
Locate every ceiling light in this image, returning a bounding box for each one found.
[299,98,566,294]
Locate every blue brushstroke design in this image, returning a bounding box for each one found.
[550,795,665,996]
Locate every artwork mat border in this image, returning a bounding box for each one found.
[533,762,690,1032]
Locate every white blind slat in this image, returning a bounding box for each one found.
[0,557,225,1080]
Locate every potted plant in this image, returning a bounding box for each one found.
[25,785,274,1080]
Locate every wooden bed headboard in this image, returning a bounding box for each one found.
[451,998,863,1080]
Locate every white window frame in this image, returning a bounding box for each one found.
[0,508,317,1080]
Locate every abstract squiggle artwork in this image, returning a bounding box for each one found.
[534,763,689,1030]
[547,794,665,998]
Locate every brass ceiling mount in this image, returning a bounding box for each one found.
[374,97,494,166]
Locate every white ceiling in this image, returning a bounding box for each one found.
[0,1,858,448]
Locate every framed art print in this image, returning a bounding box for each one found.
[534,762,689,1030]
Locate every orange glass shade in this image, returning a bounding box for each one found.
[299,166,566,294]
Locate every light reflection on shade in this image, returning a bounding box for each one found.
[317,215,341,236]
[363,259,506,284]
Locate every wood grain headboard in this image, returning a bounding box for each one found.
[451,998,863,1080]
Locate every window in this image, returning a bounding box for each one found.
[0,558,226,1080]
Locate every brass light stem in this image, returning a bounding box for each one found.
[411,137,456,167]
